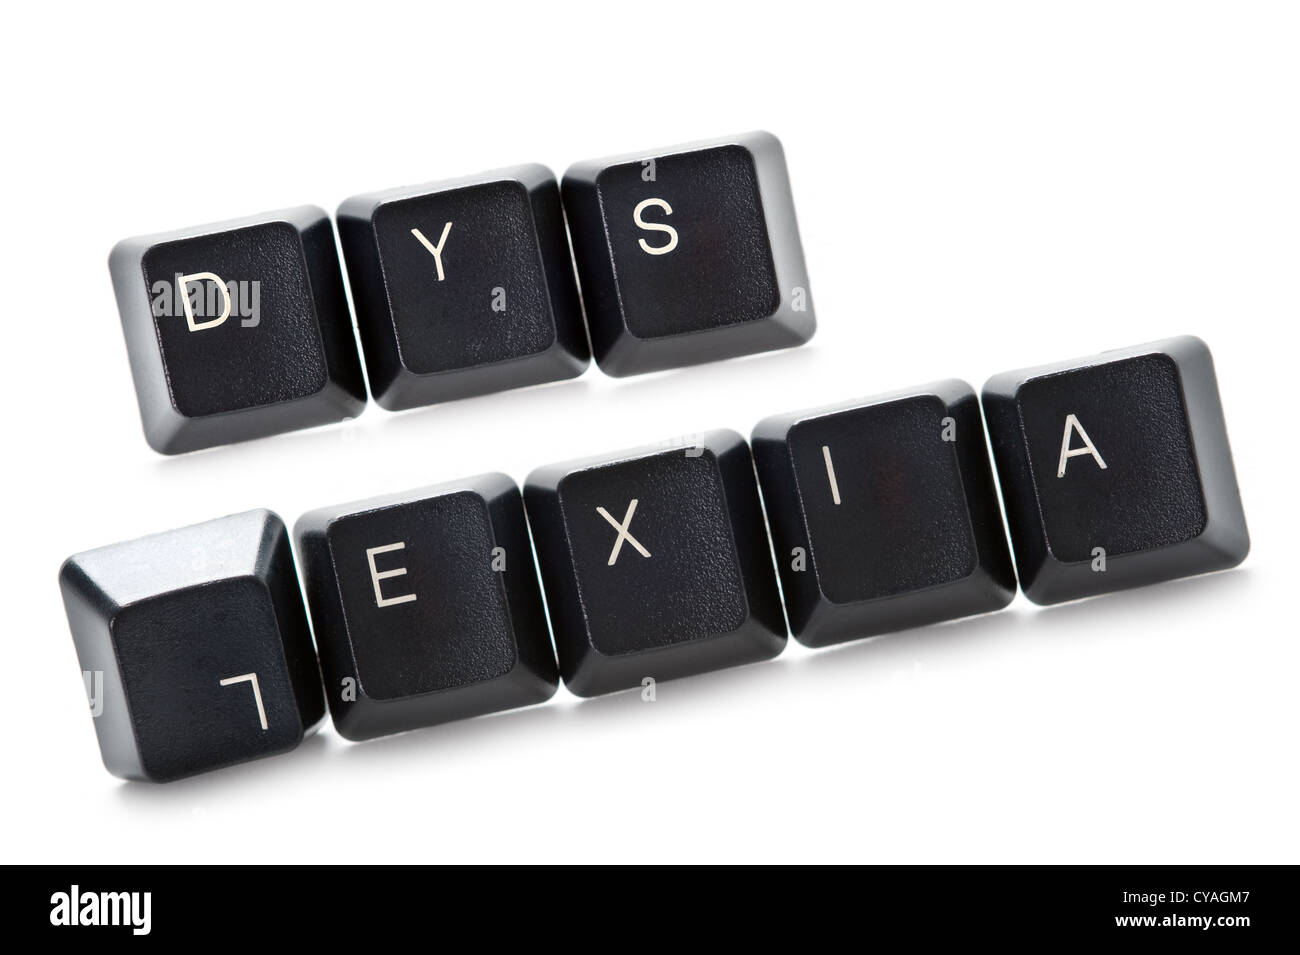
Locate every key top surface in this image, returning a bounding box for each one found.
[337,165,589,410]
[562,131,814,376]
[525,430,786,696]
[109,206,366,453]
[58,510,325,782]
[982,335,1249,604]
[753,381,1016,647]
[295,474,558,740]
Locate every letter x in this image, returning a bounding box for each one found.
[596,499,651,566]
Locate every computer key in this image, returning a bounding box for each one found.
[295,474,558,740]
[337,166,590,411]
[58,510,326,782]
[524,431,786,697]
[562,131,815,376]
[752,381,1017,647]
[109,206,367,454]
[982,335,1250,605]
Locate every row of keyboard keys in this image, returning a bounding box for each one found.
[110,132,816,453]
[60,337,1249,778]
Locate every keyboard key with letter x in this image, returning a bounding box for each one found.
[525,431,786,696]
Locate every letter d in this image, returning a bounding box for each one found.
[177,272,231,331]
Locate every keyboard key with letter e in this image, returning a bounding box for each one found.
[294,475,558,740]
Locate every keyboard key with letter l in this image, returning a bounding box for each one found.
[524,431,786,697]
[109,207,367,453]
[294,475,558,740]
[982,335,1249,605]
[58,510,326,782]
[337,166,590,411]
[562,131,814,376]
[752,381,1016,647]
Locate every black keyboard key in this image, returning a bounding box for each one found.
[109,207,366,453]
[58,510,325,782]
[524,431,785,696]
[295,474,558,740]
[337,166,589,410]
[752,382,1016,647]
[982,336,1249,605]
[562,131,814,376]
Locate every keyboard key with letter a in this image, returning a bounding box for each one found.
[982,336,1249,604]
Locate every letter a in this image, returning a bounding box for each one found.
[1056,413,1107,477]
[50,893,70,927]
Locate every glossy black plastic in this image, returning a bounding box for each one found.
[753,381,1016,646]
[109,207,366,453]
[562,131,814,376]
[524,431,786,696]
[337,166,589,410]
[58,510,326,781]
[295,475,558,740]
[982,336,1249,604]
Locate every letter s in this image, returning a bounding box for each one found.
[633,198,679,255]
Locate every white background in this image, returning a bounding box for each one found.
[4,1,1296,863]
